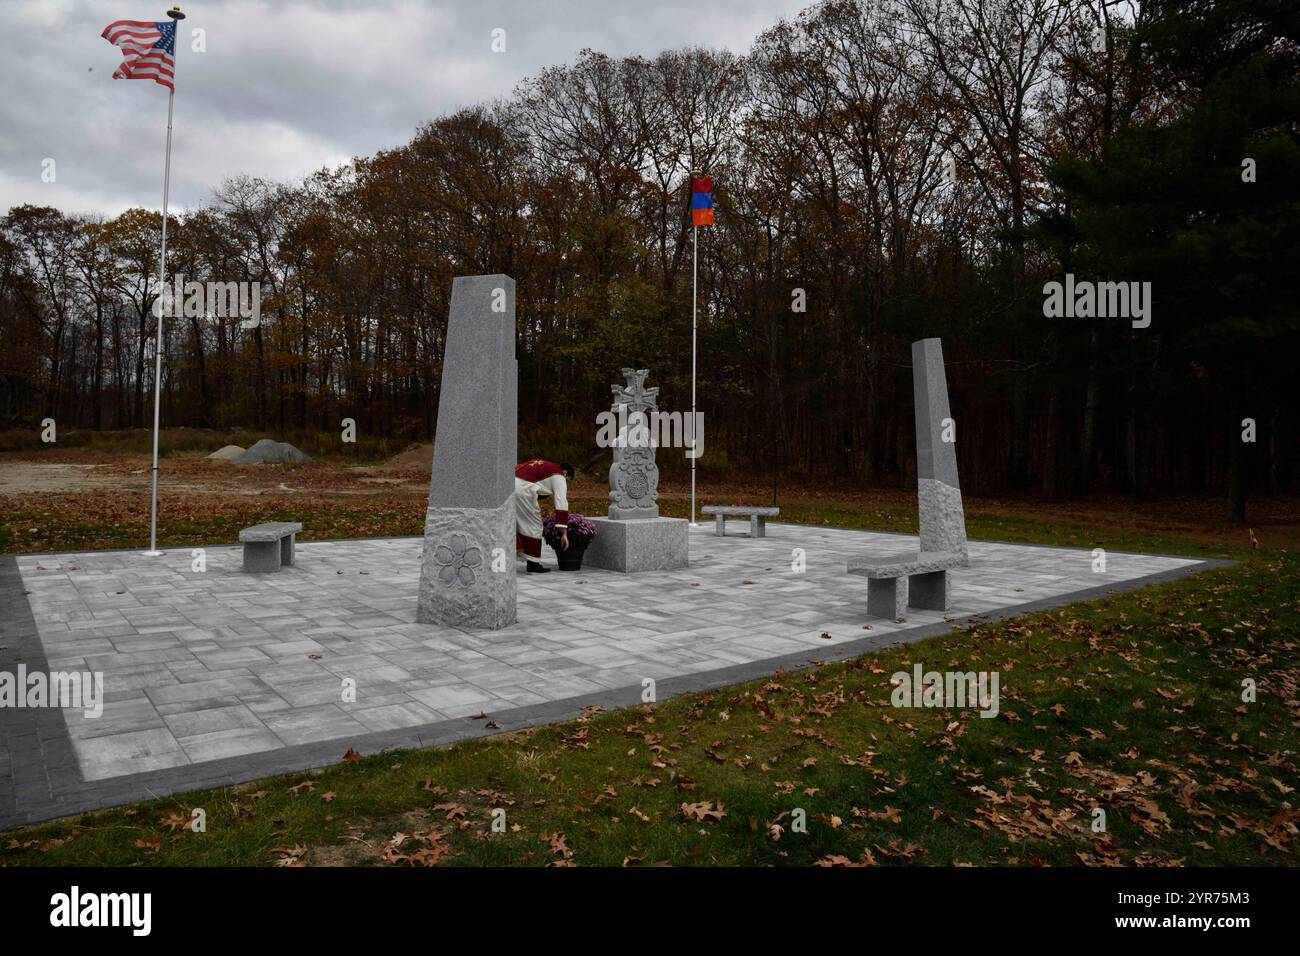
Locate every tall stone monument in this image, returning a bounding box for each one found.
[912,337,968,558]
[846,337,969,618]
[417,275,517,629]
[586,368,689,573]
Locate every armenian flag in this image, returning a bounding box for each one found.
[691,175,714,227]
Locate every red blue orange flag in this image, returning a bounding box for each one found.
[691,175,714,227]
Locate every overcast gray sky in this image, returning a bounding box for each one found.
[0,0,809,217]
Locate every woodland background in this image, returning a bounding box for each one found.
[1,0,1296,520]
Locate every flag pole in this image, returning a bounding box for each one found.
[689,200,699,528]
[144,4,185,557]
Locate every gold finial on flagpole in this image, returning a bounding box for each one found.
[167,5,185,19]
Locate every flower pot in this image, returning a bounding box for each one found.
[550,535,590,571]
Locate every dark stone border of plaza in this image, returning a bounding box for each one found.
[0,534,1233,831]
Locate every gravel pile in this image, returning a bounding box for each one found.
[205,444,246,461]
[234,439,313,465]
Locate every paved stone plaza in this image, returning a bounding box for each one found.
[0,523,1221,827]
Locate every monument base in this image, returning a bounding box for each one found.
[585,516,689,573]
[417,498,517,629]
[917,477,967,557]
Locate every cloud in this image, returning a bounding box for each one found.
[0,0,808,215]
[0,169,139,219]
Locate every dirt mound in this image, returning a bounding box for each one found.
[379,443,433,473]
[206,444,246,461]
[235,439,312,465]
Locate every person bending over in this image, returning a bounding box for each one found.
[514,459,574,573]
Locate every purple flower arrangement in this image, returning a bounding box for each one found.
[543,513,597,547]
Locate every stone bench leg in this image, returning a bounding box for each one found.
[280,533,296,567]
[714,515,726,537]
[243,540,282,573]
[908,569,950,611]
[750,515,766,538]
[867,576,908,620]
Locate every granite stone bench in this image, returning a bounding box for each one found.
[701,505,780,538]
[239,521,302,573]
[846,550,968,620]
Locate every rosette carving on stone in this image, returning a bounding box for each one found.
[433,533,483,586]
[624,468,650,499]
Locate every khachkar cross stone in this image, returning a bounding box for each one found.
[586,365,688,573]
[608,368,660,520]
[417,275,518,630]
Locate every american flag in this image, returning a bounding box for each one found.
[101,19,177,91]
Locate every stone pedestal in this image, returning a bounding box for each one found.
[418,499,516,630]
[585,516,689,573]
[417,274,518,629]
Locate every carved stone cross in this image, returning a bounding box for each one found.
[608,368,660,520]
[612,367,659,416]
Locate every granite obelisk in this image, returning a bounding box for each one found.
[417,275,517,629]
[912,337,967,558]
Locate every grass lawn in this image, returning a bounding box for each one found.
[1,460,1297,865]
